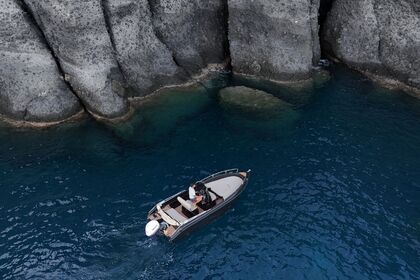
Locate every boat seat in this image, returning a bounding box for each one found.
[209,190,217,201]
[177,196,197,212]
[205,176,243,199]
[166,208,188,223]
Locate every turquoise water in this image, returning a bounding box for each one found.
[1,66,419,279]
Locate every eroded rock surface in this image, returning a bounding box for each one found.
[149,0,228,74]
[0,0,80,122]
[2,0,420,127]
[228,0,321,81]
[23,0,129,118]
[323,0,420,91]
[104,0,188,97]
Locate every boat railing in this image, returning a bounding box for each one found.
[200,168,239,181]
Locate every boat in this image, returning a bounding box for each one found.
[145,168,251,241]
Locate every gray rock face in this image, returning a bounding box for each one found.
[149,0,228,74]
[228,0,321,81]
[0,0,80,122]
[23,0,129,118]
[3,0,419,127]
[323,0,420,90]
[103,0,188,97]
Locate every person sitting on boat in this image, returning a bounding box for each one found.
[190,181,211,205]
[189,183,203,205]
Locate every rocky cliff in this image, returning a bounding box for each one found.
[228,0,321,81]
[322,0,420,95]
[23,0,129,118]
[103,0,188,97]
[0,0,81,123]
[0,0,418,126]
[149,0,228,74]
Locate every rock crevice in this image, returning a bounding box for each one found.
[22,0,130,118]
[103,0,188,97]
[146,0,191,77]
[100,0,127,85]
[0,0,81,123]
[221,0,231,67]
[147,0,228,74]
[17,0,88,114]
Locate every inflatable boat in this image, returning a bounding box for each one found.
[145,169,251,241]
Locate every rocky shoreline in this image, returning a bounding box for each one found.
[322,0,419,96]
[0,0,418,127]
[0,63,225,128]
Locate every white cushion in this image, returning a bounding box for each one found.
[177,196,197,212]
[166,208,188,223]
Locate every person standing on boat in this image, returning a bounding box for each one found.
[189,183,203,205]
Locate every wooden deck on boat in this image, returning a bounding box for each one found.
[148,197,224,238]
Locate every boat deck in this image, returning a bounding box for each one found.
[148,197,224,238]
[163,197,224,221]
[147,170,249,239]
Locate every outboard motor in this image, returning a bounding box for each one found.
[145,220,168,237]
[145,220,160,237]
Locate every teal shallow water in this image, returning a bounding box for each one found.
[0,66,419,279]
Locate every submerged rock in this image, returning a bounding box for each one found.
[228,0,321,81]
[323,0,420,93]
[230,68,330,107]
[0,0,80,123]
[112,85,211,142]
[23,0,129,118]
[219,86,300,135]
[219,86,293,115]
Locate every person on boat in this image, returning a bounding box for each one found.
[189,182,211,205]
[189,183,203,205]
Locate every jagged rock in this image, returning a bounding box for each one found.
[149,0,228,74]
[0,0,80,122]
[23,0,129,118]
[103,0,188,97]
[228,0,321,81]
[323,0,420,92]
[219,86,293,114]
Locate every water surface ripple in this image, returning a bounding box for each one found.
[0,66,419,279]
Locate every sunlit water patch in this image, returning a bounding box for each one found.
[0,65,419,279]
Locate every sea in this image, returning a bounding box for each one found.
[1,65,419,279]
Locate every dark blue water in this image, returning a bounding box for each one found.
[1,66,419,279]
